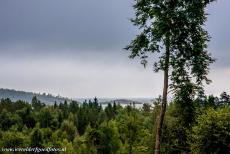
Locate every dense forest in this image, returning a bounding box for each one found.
[0,92,229,153]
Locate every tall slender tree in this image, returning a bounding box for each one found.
[126,0,215,153]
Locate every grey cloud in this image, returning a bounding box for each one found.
[0,0,136,52]
[0,0,229,66]
[206,0,230,68]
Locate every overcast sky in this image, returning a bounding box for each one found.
[0,0,229,98]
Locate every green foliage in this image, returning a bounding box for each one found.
[32,96,45,111]
[1,131,27,148]
[0,109,22,131]
[142,103,151,113]
[62,139,74,154]
[16,107,36,128]
[220,91,230,106]
[97,121,121,154]
[30,126,43,147]
[190,107,230,154]
[61,120,77,141]
[38,108,54,128]
[77,99,103,135]
[0,94,229,153]
[161,102,190,153]
[105,103,117,121]
[126,0,215,87]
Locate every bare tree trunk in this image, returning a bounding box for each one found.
[155,36,170,154]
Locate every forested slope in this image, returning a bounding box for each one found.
[0,88,70,104]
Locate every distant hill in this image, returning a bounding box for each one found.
[0,88,71,104]
[75,98,154,105]
[102,99,142,105]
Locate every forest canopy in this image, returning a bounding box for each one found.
[0,93,229,153]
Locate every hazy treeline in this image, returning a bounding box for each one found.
[0,88,70,104]
[0,92,230,154]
